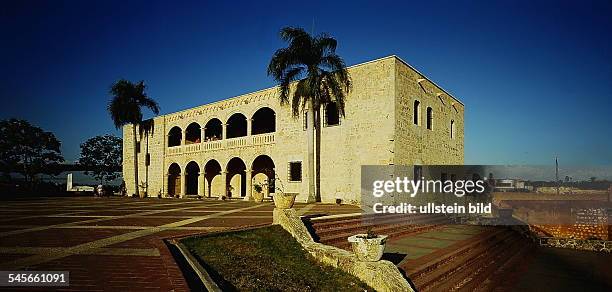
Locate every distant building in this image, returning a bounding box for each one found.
[122,56,465,204]
[493,179,532,192]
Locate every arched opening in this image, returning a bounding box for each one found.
[426,107,433,130]
[226,113,247,138]
[325,102,340,126]
[167,163,181,197]
[185,161,200,195]
[251,107,276,135]
[226,157,246,197]
[168,126,182,147]
[252,155,275,195]
[450,120,455,139]
[204,118,222,141]
[413,100,420,125]
[185,123,201,144]
[204,160,222,197]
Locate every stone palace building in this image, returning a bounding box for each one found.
[122,55,464,204]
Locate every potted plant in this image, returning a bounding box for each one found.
[347,227,388,262]
[270,173,298,209]
[252,182,265,203]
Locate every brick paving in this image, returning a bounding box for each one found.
[0,197,360,291]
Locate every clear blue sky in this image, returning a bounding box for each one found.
[1,0,611,165]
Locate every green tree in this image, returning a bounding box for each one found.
[108,80,160,197]
[0,119,64,184]
[79,134,122,185]
[267,27,351,202]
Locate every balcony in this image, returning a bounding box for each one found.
[166,132,275,156]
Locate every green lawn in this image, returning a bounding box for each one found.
[182,225,372,291]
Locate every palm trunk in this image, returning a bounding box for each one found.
[306,100,316,202]
[132,125,140,198]
[145,131,149,197]
[314,107,321,202]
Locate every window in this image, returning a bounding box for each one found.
[450,120,455,139]
[136,141,141,153]
[426,107,433,130]
[145,153,151,166]
[324,102,340,126]
[413,165,423,180]
[413,100,420,125]
[288,161,302,182]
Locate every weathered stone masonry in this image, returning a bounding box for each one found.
[122,55,465,204]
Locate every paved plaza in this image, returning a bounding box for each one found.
[0,197,361,291]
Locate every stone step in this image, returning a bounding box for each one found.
[313,214,449,239]
[411,229,517,291]
[321,223,448,250]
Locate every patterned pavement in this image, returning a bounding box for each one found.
[0,197,361,291]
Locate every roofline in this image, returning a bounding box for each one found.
[391,55,464,106]
[158,55,463,118]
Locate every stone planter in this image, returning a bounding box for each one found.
[252,191,265,203]
[347,234,388,262]
[273,193,297,209]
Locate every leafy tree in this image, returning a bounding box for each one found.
[268,27,351,202]
[79,134,122,184]
[0,119,64,184]
[107,79,160,197]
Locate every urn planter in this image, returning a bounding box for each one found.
[273,193,298,209]
[347,234,388,262]
[252,191,265,203]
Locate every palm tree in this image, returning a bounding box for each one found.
[268,27,351,202]
[108,80,160,198]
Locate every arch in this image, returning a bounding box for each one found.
[204,118,223,141]
[426,107,433,130]
[413,100,420,125]
[251,107,276,135]
[185,161,200,195]
[204,159,222,197]
[168,126,182,147]
[185,122,201,144]
[226,157,247,197]
[252,155,276,194]
[167,163,181,197]
[325,102,340,126]
[450,120,455,139]
[226,113,247,138]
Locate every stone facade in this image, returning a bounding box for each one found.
[122,55,465,204]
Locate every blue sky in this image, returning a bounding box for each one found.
[1,0,611,165]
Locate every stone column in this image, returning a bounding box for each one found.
[180,172,186,198]
[181,128,186,145]
[247,118,252,136]
[244,169,253,201]
[198,171,204,197]
[164,174,170,198]
[222,123,227,140]
[204,174,209,197]
[201,128,205,143]
[219,171,227,200]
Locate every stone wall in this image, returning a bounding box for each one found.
[122,56,464,204]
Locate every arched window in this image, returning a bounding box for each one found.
[185,122,201,144]
[226,113,247,138]
[426,107,433,130]
[204,118,222,141]
[450,120,455,139]
[413,100,420,125]
[251,107,276,135]
[168,127,182,147]
[324,102,340,126]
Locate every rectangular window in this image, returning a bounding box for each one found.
[145,153,151,166]
[136,141,141,153]
[413,165,423,180]
[324,102,340,127]
[288,161,303,182]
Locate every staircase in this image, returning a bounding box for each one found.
[305,213,536,291]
